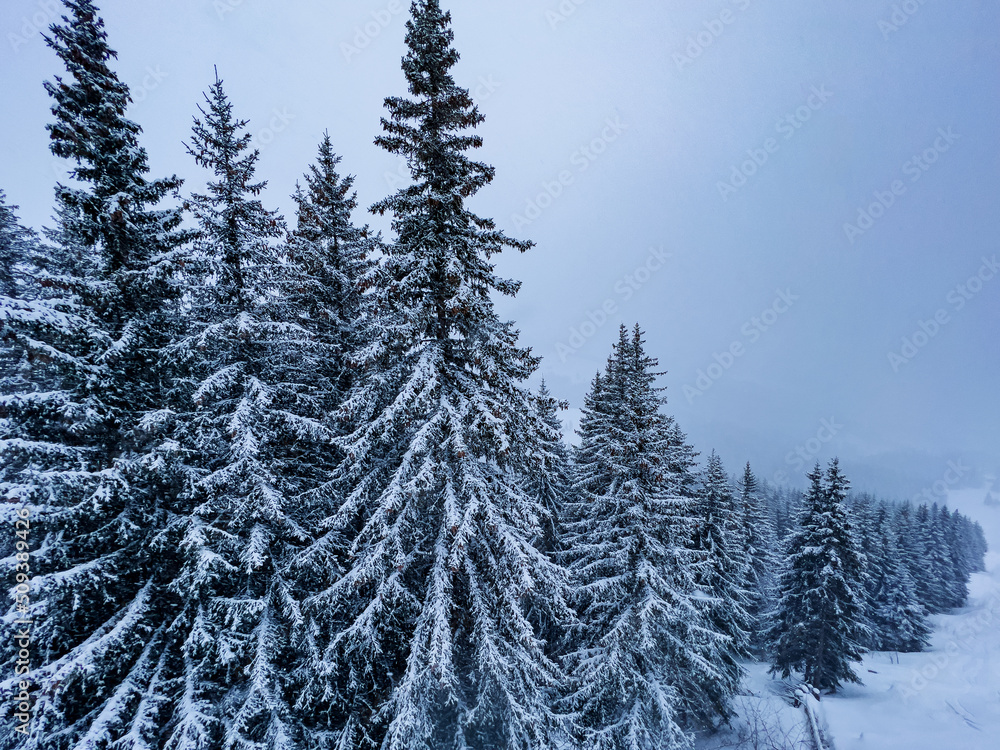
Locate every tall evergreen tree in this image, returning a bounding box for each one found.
[913,503,954,613]
[0,191,42,550]
[309,3,570,747]
[954,511,988,574]
[691,452,751,690]
[894,503,925,598]
[847,493,881,649]
[735,461,776,651]
[43,0,186,294]
[158,74,319,750]
[285,132,377,409]
[768,460,869,692]
[967,517,988,572]
[0,3,191,747]
[0,191,36,300]
[938,504,970,609]
[282,135,381,744]
[561,325,725,750]
[525,380,572,555]
[0,190,43,412]
[870,511,930,653]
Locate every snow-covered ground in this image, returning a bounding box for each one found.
[700,485,1000,750]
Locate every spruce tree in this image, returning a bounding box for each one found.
[525,380,572,555]
[870,511,930,653]
[913,503,953,613]
[283,135,380,743]
[0,190,42,410]
[285,132,377,409]
[967,518,988,572]
[735,461,776,652]
[160,74,317,750]
[848,494,881,649]
[561,325,725,750]
[691,452,751,693]
[954,511,987,574]
[311,3,570,747]
[938,504,970,609]
[768,460,868,692]
[894,503,926,600]
[0,191,36,300]
[0,191,43,549]
[44,1,185,270]
[0,3,191,746]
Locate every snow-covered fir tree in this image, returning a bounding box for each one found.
[692,453,752,679]
[517,381,574,656]
[952,508,988,577]
[305,3,570,747]
[735,462,776,653]
[938,504,970,609]
[847,494,882,649]
[894,503,925,603]
[0,190,43,414]
[0,191,36,301]
[158,74,325,749]
[768,460,869,692]
[913,503,955,613]
[965,515,989,572]
[869,509,930,653]
[282,136,382,745]
[43,0,188,329]
[284,132,377,411]
[561,325,729,750]
[525,380,572,555]
[0,191,42,551]
[0,2,191,746]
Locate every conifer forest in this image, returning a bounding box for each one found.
[0,2,996,749]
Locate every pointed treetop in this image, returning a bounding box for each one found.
[825,457,850,503]
[43,0,186,276]
[740,461,758,495]
[399,0,464,100]
[186,72,265,198]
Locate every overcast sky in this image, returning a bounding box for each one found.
[1,0,998,501]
